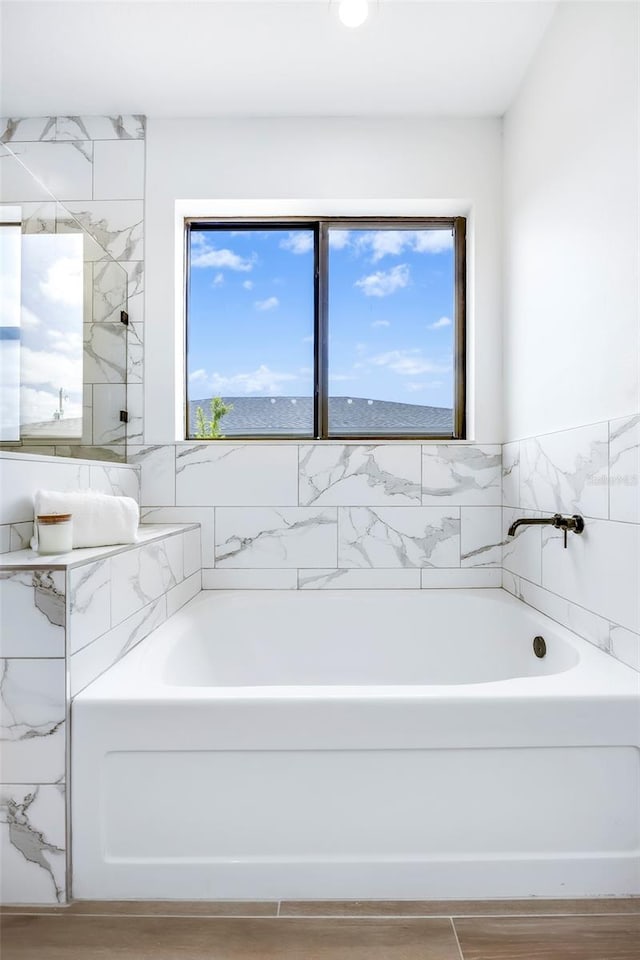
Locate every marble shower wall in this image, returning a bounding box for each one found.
[131,442,504,590]
[0,115,145,460]
[502,415,640,672]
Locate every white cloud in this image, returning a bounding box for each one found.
[21,385,82,425]
[355,264,410,298]
[254,296,279,312]
[368,349,450,377]
[20,306,41,329]
[191,246,255,272]
[242,280,254,290]
[213,272,224,287]
[329,373,358,383]
[280,231,313,255]
[356,229,454,262]
[40,256,83,307]
[429,316,452,330]
[329,230,351,250]
[371,319,391,328]
[406,380,444,393]
[47,329,83,356]
[21,345,82,391]
[194,363,299,396]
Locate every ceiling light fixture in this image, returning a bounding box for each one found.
[338,0,369,29]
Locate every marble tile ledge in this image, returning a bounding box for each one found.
[0,524,200,571]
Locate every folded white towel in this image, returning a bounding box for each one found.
[31,489,139,550]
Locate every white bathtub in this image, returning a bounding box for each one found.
[72,589,640,900]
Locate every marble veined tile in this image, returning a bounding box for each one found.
[56,115,145,141]
[92,259,128,323]
[609,415,640,523]
[0,659,66,783]
[299,444,421,506]
[202,569,298,590]
[57,200,143,261]
[338,507,460,569]
[10,521,34,552]
[422,445,502,505]
[0,117,56,142]
[70,597,166,697]
[16,201,57,234]
[130,446,175,507]
[183,528,202,578]
[502,441,520,509]
[83,323,127,384]
[0,454,90,524]
[0,571,66,658]
[167,571,201,618]
[0,141,93,201]
[69,559,111,654]
[513,577,610,652]
[141,507,214,567]
[609,624,640,671]
[111,538,183,626]
[421,569,501,588]
[88,462,140,501]
[502,507,544,584]
[215,507,337,568]
[127,322,144,384]
[176,444,298,507]
[91,384,126,446]
[520,423,609,518]
[460,507,503,568]
[299,569,421,589]
[0,783,66,904]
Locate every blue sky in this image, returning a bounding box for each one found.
[188,226,454,409]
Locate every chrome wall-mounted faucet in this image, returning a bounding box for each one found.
[507,513,585,548]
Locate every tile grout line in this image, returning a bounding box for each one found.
[450,917,465,960]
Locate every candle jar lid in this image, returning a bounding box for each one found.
[37,514,72,524]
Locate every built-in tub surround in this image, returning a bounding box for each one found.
[0,495,201,903]
[72,588,640,900]
[502,416,640,672]
[131,442,504,590]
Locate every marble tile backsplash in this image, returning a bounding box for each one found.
[502,415,640,672]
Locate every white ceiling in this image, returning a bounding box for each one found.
[0,1,557,117]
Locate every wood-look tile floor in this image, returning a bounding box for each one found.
[1,901,639,960]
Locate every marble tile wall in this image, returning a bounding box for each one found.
[0,452,140,554]
[502,416,640,671]
[0,571,67,904]
[0,115,145,460]
[131,442,504,590]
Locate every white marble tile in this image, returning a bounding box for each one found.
[10,521,34,552]
[83,322,127,384]
[125,384,144,445]
[176,444,298,507]
[111,536,183,625]
[421,568,501,588]
[422,444,502,506]
[0,571,66,658]
[141,507,214,567]
[0,141,92,201]
[201,568,298,590]
[93,140,145,200]
[68,559,111,654]
[88,462,140,501]
[92,259,128,323]
[167,571,201,618]
[514,577,611,652]
[183,528,201,578]
[0,659,65,783]
[70,597,166,697]
[609,624,640,672]
[128,445,175,506]
[0,525,10,554]
[127,322,144,383]
[56,115,145,141]
[215,507,337,568]
[502,507,544,584]
[338,506,459,568]
[299,444,421,506]
[1,117,57,142]
[501,569,520,597]
[299,568,421,589]
[0,783,66,904]
[609,415,640,523]
[460,506,503,568]
[17,201,57,233]
[0,455,90,524]
[541,519,640,633]
[520,423,609,519]
[502,441,520,509]
[91,384,127,446]
[58,200,143,261]
[122,260,144,325]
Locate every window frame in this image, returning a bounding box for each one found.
[184,216,466,441]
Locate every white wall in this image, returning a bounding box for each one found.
[144,117,503,443]
[503,1,640,441]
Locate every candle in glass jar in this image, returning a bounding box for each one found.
[37,514,73,555]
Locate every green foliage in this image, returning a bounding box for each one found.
[193,396,233,440]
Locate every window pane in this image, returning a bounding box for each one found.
[328,227,455,436]
[187,227,315,438]
[0,216,21,441]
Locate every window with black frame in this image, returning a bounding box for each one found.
[185,219,465,440]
